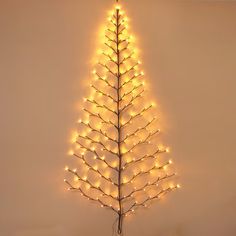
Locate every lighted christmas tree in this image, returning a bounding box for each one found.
[64,1,179,234]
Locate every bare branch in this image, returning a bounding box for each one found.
[87,98,117,115]
[83,108,118,130]
[77,135,118,157]
[76,140,119,170]
[121,161,171,186]
[121,174,176,201]
[121,117,156,142]
[73,153,118,184]
[123,148,167,169]
[95,72,117,90]
[65,180,118,213]
[91,84,117,103]
[123,187,178,215]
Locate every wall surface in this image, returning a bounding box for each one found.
[1,0,236,236]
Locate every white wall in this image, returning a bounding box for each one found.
[0,0,236,235]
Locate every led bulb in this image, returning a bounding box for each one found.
[115,5,121,10]
[74,176,79,181]
[68,150,74,156]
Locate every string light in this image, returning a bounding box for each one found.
[65,3,179,235]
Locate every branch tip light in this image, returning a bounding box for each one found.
[64,2,180,235]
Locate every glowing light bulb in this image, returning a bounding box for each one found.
[115,5,121,10]
[74,176,79,181]
[166,148,170,153]
[73,168,77,173]
[169,160,172,164]
[63,179,67,182]
[151,102,156,107]
[138,60,142,64]
[64,166,69,171]
[92,69,96,74]
[68,150,74,156]
[141,71,145,76]
[177,184,181,188]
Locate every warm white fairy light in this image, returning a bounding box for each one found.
[68,150,74,156]
[64,2,179,235]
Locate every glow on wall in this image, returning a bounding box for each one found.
[64,1,180,234]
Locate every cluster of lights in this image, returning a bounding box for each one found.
[64,3,180,235]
